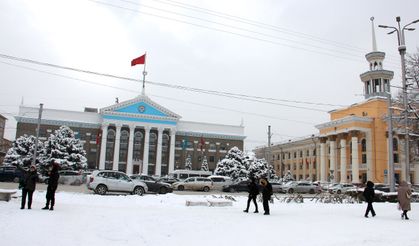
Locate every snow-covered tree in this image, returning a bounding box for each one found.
[214,146,274,181]
[283,170,294,182]
[3,135,44,168]
[184,154,192,170]
[201,156,209,171]
[41,126,87,170]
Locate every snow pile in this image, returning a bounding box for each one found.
[1,190,418,246]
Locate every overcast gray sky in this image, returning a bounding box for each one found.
[1,0,418,151]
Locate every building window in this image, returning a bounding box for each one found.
[105,129,115,169]
[119,130,129,164]
[149,133,157,165]
[162,134,170,166]
[361,139,367,164]
[209,156,215,163]
[209,143,216,151]
[393,138,399,163]
[293,152,296,158]
[299,151,303,158]
[306,150,310,156]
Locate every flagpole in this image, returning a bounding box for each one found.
[142,52,147,95]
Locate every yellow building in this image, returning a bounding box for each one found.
[255,20,418,184]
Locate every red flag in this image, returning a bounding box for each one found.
[96,131,102,145]
[200,136,205,151]
[131,54,146,66]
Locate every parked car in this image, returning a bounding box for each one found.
[270,181,283,193]
[157,177,180,185]
[283,181,321,194]
[222,180,250,192]
[130,174,173,194]
[172,177,213,192]
[0,165,24,183]
[44,170,84,185]
[208,175,233,190]
[329,183,357,194]
[374,183,391,193]
[87,170,148,195]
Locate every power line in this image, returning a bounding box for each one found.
[0,53,343,110]
[88,0,401,69]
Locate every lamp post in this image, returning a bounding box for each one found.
[379,17,419,183]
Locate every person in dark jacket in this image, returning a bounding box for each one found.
[18,165,38,209]
[260,178,272,215]
[363,180,376,218]
[243,177,259,213]
[42,161,60,211]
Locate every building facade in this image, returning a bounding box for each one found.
[0,114,12,164]
[14,94,245,176]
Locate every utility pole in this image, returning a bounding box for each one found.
[387,93,395,192]
[379,16,419,183]
[32,103,43,166]
[267,125,273,177]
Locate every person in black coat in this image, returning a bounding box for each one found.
[18,165,38,209]
[260,178,272,215]
[42,162,60,211]
[243,177,259,213]
[363,180,376,218]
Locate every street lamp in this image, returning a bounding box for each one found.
[379,16,419,183]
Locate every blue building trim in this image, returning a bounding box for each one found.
[103,115,177,126]
[115,102,168,117]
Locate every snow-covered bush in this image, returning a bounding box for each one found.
[201,156,209,171]
[185,154,192,170]
[3,134,44,168]
[41,126,87,170]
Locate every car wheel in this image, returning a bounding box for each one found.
[159,187,167,194]
[203,186,210,192]
[288,188,294,194]
[95,184,107,195]
[337,190,342,194]
[13,177,20,183]
[229,187,236,193]
[309,189,315,194]
[178,185,184,191]
[133,186,145,196]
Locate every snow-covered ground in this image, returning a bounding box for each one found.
[1,190,418,246]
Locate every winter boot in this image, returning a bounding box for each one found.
[243,209,248,213]
[49,206,54,211]
[254,210,259,213]
[20,206,24,209]
[42,206,49,210]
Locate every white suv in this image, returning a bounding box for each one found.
[87,170,148,195]
[172,177,213,192]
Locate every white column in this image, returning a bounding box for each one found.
[142,126,150,174]
[302,149,307,180]
[351,134,360,183]
[168,129,176,174]
[126,125,135,175]
[320,141,327,182]
[414,164,419,185]
[155,127,164,176]
[330,139,336,183]
[99,123,108,170]
[366,131,373,181]
[296,151,300,181]
[112,124,122,171]
[340,138,347,183]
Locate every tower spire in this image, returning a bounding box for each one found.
[371,17,377,51]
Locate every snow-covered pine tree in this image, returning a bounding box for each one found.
[41,126,87,170]
[3,134,44,168]
[214,146,248,180]
[247,158,274,180]
[201,156,209,171]
[185,154,192,170]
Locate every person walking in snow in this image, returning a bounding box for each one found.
[42,161,60,211]
[363,180,376,218]
[398,181,412,220]
[18,165,39,209]
[243,177,259,213]
[260,178,272,215]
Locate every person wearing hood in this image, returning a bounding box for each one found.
[363,180,376,218]
[398,181,412,220]
[18,165,39,209]
[243,177,259,213]
[260,178,272,215]
[42,161,60,211]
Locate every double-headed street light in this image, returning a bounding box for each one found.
[379,17,419,183]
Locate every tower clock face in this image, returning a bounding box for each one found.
[138,105,146,113]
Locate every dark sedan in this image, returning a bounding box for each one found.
[0,166,24,183]
[222,180,250,192]
[130,175,173,194]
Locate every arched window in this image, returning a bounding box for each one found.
[105,129,115,169]
[133,131,143,161]
[162,134,170,163]
[148,132,157,165]
[119,130,129,164]
[361,139,367,164]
